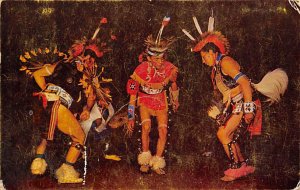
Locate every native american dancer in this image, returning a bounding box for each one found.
[71,34,120,161]
[182,15,288,181]
[20,18,115,184]
[126,17,179,175]
[20,48,86,183]
[69,28,114,140]
[68,19,121,160]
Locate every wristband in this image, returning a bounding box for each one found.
[128,105,135,120]
[243,102,256,113]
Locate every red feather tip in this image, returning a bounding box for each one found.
[100,17,108,24]
[162,16,170,26]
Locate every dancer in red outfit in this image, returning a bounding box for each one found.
[126,17,179,175]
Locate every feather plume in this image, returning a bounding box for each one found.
[252,68,288,104]
[182,29,196,41]
[208,16,214,32]
[156,26,164,44]
[193,16,203,35]
[156,16,171,44]
[162,16,170,27]
[92,27,100,40]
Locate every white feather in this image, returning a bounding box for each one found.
[92,27,100,40]
[182,29,196,41]
[252,68,288,104]
[193,16,203,35]
[156,26,164,44]
[208,16,214,32]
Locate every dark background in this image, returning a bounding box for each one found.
[1,1,299,189]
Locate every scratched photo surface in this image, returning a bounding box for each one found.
[1,1,299,189]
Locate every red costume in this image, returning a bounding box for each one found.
[126,16,179,175]
[129,61,178,111]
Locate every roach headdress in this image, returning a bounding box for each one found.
[182,13,230,54]
[69,17,108,58]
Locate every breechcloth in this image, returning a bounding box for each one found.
[221,98,262,137]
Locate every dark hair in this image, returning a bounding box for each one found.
[201,42,221,53]
[84,49,97,58]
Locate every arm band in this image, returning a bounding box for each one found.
[128,105,135,120]
[233,72,245,82]
[126,79,139,95]
[243,102,256,113]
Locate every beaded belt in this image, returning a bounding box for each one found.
[45,85,73,108]
[140,85,163,95]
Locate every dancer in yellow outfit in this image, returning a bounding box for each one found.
[30,59,86,183]
[28,17,112,183]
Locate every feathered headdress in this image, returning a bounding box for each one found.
[19,47,67,76]
[73,17,113,106]
[69,17,108,59]
[69,37,105,58]
[145,16,175,57]
[19,17,114,106]
[182,13,230,54]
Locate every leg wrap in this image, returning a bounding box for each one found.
[230,125,250,168]
[55,163,83,184]
[149,156,166,170]
[31,157,48,175]
[224,136,255,179]
[227,141,241,169]
[138,151,152,166]
[232,123,246,142]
